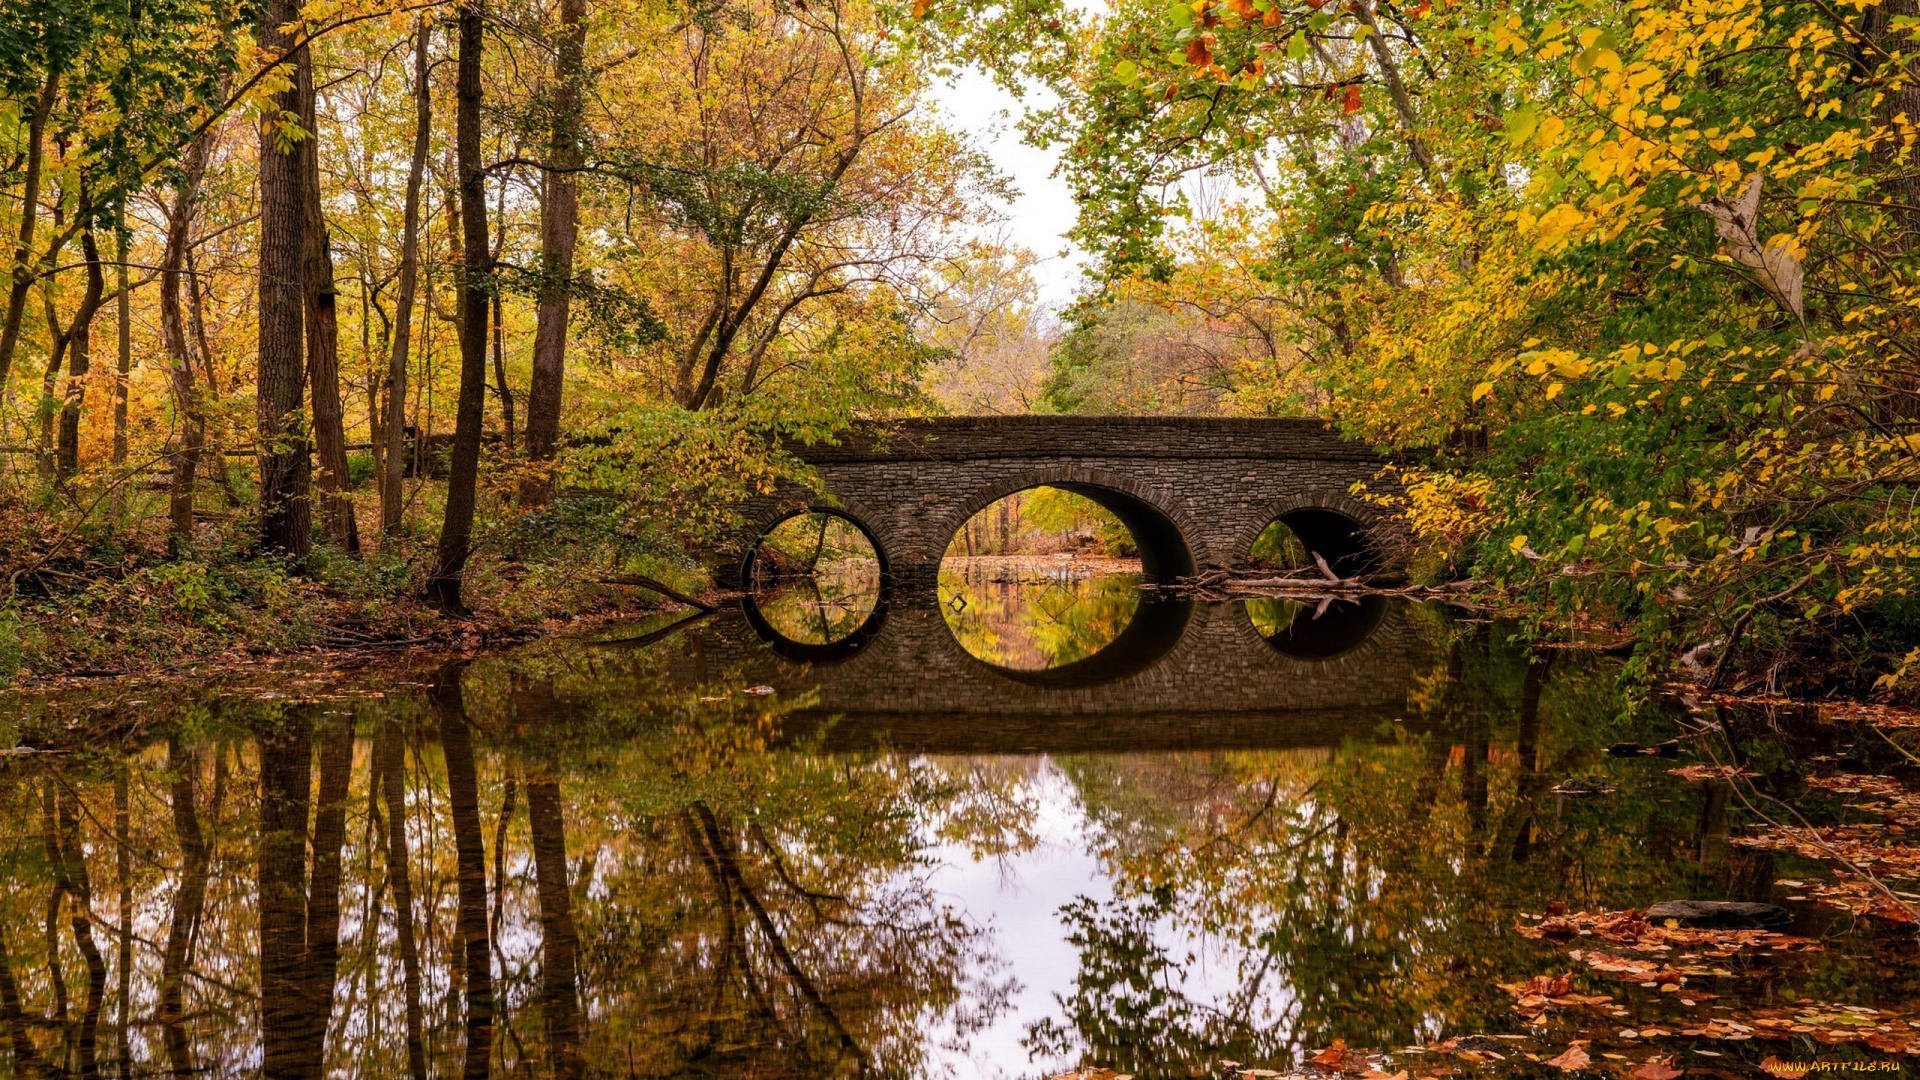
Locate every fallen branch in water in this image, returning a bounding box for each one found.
[595,575,714,611]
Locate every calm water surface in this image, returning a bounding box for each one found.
[1,566,1914,1078]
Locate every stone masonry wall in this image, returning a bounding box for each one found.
[718,416,1401,582]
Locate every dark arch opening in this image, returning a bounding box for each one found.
[740,588,890,664]
[1247,594,1388,659]
[740,506,889,587]
[1274,508,1379,578]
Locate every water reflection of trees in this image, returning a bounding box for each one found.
[0,641,1026,1078]
[749,558,883,645]
[938,564,1141,670]
[4,609,1887,1078]
[1023,627,1818,1073]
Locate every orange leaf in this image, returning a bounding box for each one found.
[1310,1041,1350,1069]
[1545,1045,1591,1072]
[1342,84,1362,113]
[1631,1061,1683,1080]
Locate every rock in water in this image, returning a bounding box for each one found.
[1645,900,1791,929]
[1552,773,1617,797]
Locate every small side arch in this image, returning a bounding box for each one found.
[1237,490,1388,578]
[937,468,1199,580]
[738,504,891,588]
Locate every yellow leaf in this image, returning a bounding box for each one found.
[1472,381,1495,401]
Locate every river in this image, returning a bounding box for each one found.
[0,562,1914,1078]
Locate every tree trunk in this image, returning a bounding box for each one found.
[434,668,495,1080]
[55,225,106,486]
[493,288,513,450]
[256,717,313,1080]
[1356,0,1443,192]
[160,738,209,1080]
[527,773,582,1078]
[185,242,238,503]
[377,726,429,1080]
[520,0,587,507]
[109,221,133,523]
[256,0,312,560]
[385,20,432,538]
[112,226,130,467]
[298,47,361,556]
[55,792,107,1080]
[161,135,211,549]
[490,183,513,454]
[113,772,131,1080]
[293,725,353,1078]
[429,2,492,615]
[35,219,76,477]
[0,73,60,391]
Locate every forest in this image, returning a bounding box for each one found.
[2,0,1919,697]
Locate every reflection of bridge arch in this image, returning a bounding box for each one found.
[739,587,890,664]
[937,469,1200,580]
[1245,595,1390,660]
[711,592,1426,743]
[953,593,1195,689]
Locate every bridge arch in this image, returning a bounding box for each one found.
[937,467,1200,579]
[737,498,895,586]
[1237,490,1385,578]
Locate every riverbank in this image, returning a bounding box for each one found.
[2,535,709,687]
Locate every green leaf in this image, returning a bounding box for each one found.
[1503,106,1540,146]
[1169,2,1194,28]
[1114,58,1138,84]
[1287,32,1308,60]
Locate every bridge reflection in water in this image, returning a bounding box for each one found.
[655,580,1432,753]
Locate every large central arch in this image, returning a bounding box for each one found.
[939,469,1199,580]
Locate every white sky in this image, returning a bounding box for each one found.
[926,71,1092,313]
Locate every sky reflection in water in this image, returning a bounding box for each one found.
[1,572,1915,1079]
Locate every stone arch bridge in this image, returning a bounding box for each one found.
[719,416,1400,586]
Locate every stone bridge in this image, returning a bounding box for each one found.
[717,416,1400,586]
[603,594,1439,753]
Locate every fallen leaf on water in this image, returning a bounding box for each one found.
[1545,1045,1591,1072]
[744,685,775,696]
[1310,1041,1350,1069]
[1630,1060,1683,1080]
